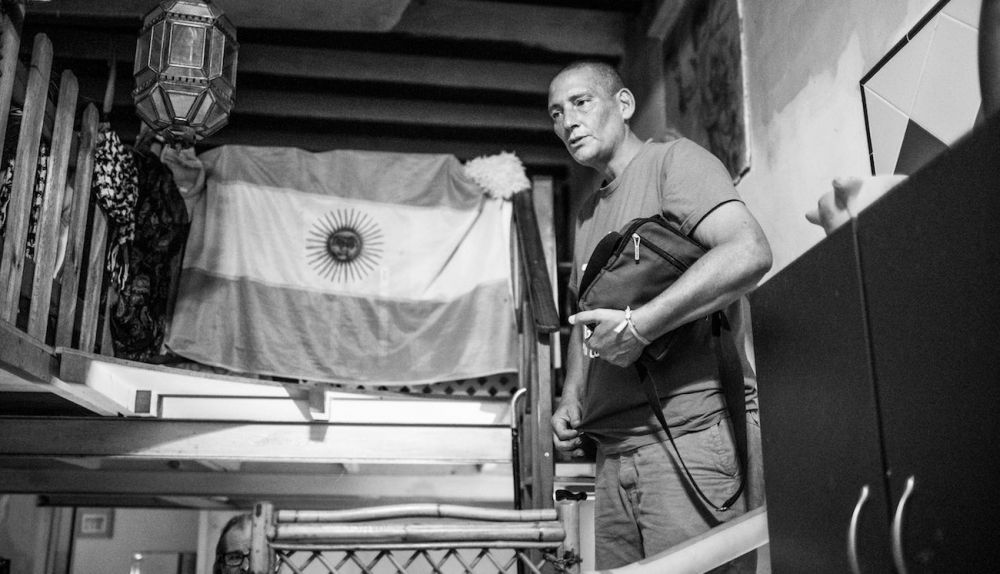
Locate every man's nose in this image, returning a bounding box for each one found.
[559,109,579,134]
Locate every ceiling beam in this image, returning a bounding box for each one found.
[201,127,571,167]
[154,496,237,509]
[0,417,512,464]
[41,28,563,95]
[25,0,626,58]
[393,0,626,58]
[238,45,561,94]
[233,90,550,131]
[72,74,550,133]
[0,468,513,504]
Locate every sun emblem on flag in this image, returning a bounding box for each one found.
[306,209,384,282]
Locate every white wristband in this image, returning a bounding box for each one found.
[614,306,651,346]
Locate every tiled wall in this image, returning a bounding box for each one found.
[862,0,983,175]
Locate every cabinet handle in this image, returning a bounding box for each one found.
[847,484,870,574]
[891,475,916,574]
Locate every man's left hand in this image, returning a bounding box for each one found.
[569,309,645,367]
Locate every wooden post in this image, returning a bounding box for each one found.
[55,104,100,349]
[100,294,115,355]
[510,180,560,511]
[511,189,559,333]
[529,177,556,511]
[28,70,78,340]
[250,502,274,574]
[78,181,110,353]
[0,33,51,323]
[556,497,581,574]
[0,4,23,168]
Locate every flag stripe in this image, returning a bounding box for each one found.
[166,270,518,385]
[200,146,486,210]
[184,181,512,301]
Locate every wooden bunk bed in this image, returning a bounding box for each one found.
[0,0,564,523]
[0,4,784,574]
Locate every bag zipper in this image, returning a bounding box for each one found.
[607,215,705,269]
[638,232,690,271]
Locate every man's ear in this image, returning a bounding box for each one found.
[618,88,636,120]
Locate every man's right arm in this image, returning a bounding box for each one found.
[552,322,586,457]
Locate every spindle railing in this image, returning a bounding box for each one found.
[0,4,111,373]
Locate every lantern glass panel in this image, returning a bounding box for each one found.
[192,91,215,125]
[167,90,198,120]
[204,104,228,131]
[134,34,149,75]
[151,87,170,123]
[208,28,224,78]
[135,96,157,125]
[172,0,214,19]
[168,23,206,69]
[150,22,166,72]
[224,48,237,86]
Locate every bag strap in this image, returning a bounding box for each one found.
[634,311,747,512]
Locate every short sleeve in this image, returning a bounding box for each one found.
[660,139,741,235]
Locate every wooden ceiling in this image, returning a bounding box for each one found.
[22,0,648,172]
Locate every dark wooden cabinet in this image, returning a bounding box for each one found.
[751,222,893,574]
[751,115,1000,573]
[855,114,1000,573]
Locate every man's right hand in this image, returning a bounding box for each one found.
[552,401,585,457]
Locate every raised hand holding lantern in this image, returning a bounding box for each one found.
[133,0,238,146]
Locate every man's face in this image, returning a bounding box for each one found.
[220,524,251,573]
[547,67,628,169]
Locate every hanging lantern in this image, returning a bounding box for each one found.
[133,0,238,146]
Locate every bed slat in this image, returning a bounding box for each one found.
[27,69,77,340]
[55,104,100,348]
[0,33,51,323]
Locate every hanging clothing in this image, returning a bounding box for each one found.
[108,146,190,362]
[0,142,50,260]
[91,127,139,291]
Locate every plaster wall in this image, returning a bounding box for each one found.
[71,508,198,574]
[628,0,944,276]
[0,495,42,574]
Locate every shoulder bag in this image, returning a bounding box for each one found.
[577,214,748,512]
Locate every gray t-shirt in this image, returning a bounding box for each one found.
[569,138,758,454]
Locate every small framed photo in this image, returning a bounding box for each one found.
[75,508,115,538]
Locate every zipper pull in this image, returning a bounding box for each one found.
[632,233,641,262]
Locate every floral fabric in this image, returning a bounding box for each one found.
[91,127,139,290]
[0,142,50,260]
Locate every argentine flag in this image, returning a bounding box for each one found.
[166,146,518,385]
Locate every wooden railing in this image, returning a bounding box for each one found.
[512,187,560,334]
[510,178,562,510]
[0,4,110,371]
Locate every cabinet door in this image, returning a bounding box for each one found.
[751,223,892,574]
[857,116,1000,573]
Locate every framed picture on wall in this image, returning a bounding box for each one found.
[75,508,114,538]
[860,0,983,176]
[661,0,751,182]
